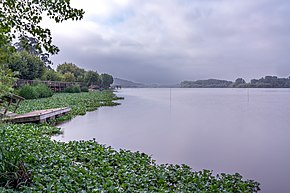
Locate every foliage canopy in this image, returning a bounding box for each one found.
[0,0,84,54]
[8,51,45,80]
[0,0,84,95]
[100,73,114,88]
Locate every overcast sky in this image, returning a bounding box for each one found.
[46,0,290,84]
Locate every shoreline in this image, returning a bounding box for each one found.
[0,91,260,192]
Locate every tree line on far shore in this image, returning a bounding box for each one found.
[180,76,290,88]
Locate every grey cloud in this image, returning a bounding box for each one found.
[51,0,290,84]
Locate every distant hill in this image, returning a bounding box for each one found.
[113,78,181,88]
[113,78,145,88]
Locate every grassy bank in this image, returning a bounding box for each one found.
[16,91,122,123]
[0,91,260,192]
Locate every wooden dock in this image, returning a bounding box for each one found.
[8,107,71,123]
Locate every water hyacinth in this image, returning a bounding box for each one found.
[0,124,260,192]
[16,91,122,123]
[0,91,260,192]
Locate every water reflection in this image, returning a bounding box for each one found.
[53,88,290,193]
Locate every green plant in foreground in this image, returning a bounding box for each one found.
[0,129,31,189]
[0,123,260,192]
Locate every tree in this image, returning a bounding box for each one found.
[0,64,15,96]
[100,73,114,88]
[8,51,45,80]
[0,31,15,96]
[249,76,290,88]
[233,78,247,88]
[14,36,52,66]
[57,62,86,82]
[63,72,75,82]
[180,79,233,88]
[235,78,246,85]
[0,0,84,55]
[0,0,84,95]
[84,71,100,86]
[41,69,63,81]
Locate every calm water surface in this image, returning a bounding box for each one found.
[53,88,290,193]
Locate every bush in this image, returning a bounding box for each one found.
[63,85,81,93]
[80,86,89,92]
[18,84,53,99]
[34,84,53,98]
[19,85,39,99]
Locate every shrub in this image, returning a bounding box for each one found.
[34,84,53,98]
[80,86,89,92]
[18,84,53,99]
[63,85,81,93]
[19,85,39,99]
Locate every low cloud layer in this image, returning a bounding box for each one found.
[47,0,290,84]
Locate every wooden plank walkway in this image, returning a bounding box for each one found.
[8,107,71,123]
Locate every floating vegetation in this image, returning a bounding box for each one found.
[0,124,260,192]
[0,128,32,190]
[0,91,260,192]
[16,91,122,123]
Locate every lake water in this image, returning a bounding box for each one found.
[53,88,290,193]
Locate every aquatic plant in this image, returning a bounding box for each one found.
[16,91,122,123]
[0,91,260,192]
[0,124,260,192]
[0,128,32,189]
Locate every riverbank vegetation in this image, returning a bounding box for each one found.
[181,76,290,88]
[17,84,53,99]
[8,51,114,90]
[0,0,84,96]
[0,91,260,192]
[0,123,260,193]
[16,91,121,122]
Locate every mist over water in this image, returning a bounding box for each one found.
[53,88,290,193]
